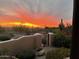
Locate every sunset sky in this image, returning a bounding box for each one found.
[0,0,73,27]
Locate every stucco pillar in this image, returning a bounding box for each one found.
[48,32,55,47]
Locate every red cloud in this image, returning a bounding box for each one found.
[0,9,72,27]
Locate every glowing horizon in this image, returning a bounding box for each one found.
[0,22,43,28]
[0,16,72,28]
[0,12,72,27]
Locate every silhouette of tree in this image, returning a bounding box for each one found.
[59,19,65,31]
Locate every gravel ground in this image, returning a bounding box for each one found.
[35,56,45,59]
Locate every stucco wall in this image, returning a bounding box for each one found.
[0,34,43,55]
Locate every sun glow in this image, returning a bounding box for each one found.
[0,22,42,28]
[23,23,42,28]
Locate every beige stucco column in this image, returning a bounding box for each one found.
[48,32,55,47]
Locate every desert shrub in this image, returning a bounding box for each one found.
[0,35,12,41]
[12,26,32,35]
[0,26,5,33]
[16,50,35,59]
[46,48,70,59]
[52,32,71,48]
[64,38,71,48]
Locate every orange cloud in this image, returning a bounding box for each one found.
[0,9,72,27]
